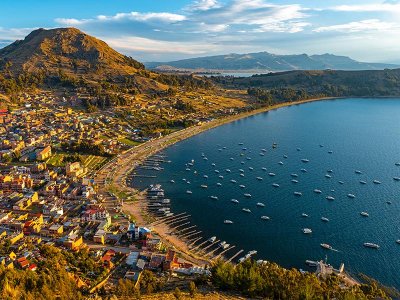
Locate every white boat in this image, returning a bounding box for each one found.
[326,196,335,200]
[320,243,333,250]
[314,189,322,194]
[291,179,299,183]
[210,195,218,200]
[218,175,224,179]
[321,217,329,222]
[297,148,301,151]
[363,243,379,249]
[170,180,175,183]
[242,208,251,213]
[246,157,252,160]
[244,193,252,197]
[249,167,254,170]
[259,152,265,156]
[218,241,226,247]
[230,158,234,161]
[347,194,356,198]
[261,149,267,152]
[325,174,332,178]
[239,169,245,173]
[355,170,362,174]
[203,157,208,160]
[301,159,309,163]
[300,168,307,173]
[214,170,220,173]
[231,199,239,203]
[256,202,265,207]
[211,163,216,167]
[186,190,192,194]
[185,168,191,171]
[224,220,233,224]
[283,155,288,158]
[240,173,245,177]
[272,183,280,187]
[294,192,302,196]
[256,177,263,181]
[396,162,400,166]
[360,211,369,217]
[305,260,318,267]
[201,185,208,188]
[221,243,230,250]
[360,180,367,184]
[262,167,267,171]
[182,178,187,182]
[238,142,244,145]
[240,161,245,164]
[230,179,237,183]
[248,250,257,255]
[186,181,191,184]
[301,213,309,218]
[373,180,381,184]
[261,216,270,220]
[269,172,276,176]
[203,175,208,178]
[396,240,400,244]
[278,161,284,165]
[302,228,312,234]
[239,185,246,189]
[327,169,334,173]
[291,173,298,177]
[393,177,400,181]
[208,236,216,243]
[217,182,222,186]
[338,180,344,184]
[328,150,333,154]
[386,201,392,205]
[226,169,231,173]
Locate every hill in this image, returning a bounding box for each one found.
[146,52,399,72]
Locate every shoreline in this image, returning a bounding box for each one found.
[97,96,338,265]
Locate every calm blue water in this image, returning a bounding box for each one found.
[132,98,400,288]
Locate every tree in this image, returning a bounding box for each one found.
[173,287,182,300]
[188,281,197,298]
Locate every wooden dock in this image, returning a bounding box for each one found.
[227,249,244,263]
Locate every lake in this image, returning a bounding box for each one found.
[132,98,400,288]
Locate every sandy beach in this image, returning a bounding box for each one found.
[96,97,337,265]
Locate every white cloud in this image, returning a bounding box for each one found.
[187,0,220,11]
[0,27,38,40]
[330,3,400,12]
[313,19,398,33]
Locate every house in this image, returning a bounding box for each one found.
[36,146,52,161]
[48,224,63,235]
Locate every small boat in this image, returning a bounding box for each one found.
[261,216,270,220]
[291,179,299,183]
[278,161,284,165]
[238,143,244,145]
[246,157,252,160]
[240,173,245,177]
[373,180,381,184]
[355,170,362,174]
[338,181,344,184]
[242,208,251,213]
[301,159,309,163]
[283,155,288,158]
[326,196,335,201]
[386,201,392,205]
[240,161,245,164]
[223,147,226,149]
[261,167,267,171]
[211,163,216,167]
[218,148,222,152]
[217,182,222,186]
[219,175,224,179]
[347,194,356,198]
[239,169,245,173]
[393,177,400,181]
[291,173,299,177]
[301,213,309,218]
[360,180,367,184]
[261,149,267,152]
[203,175,208,178]
[231,199,239,203]
[305,260,318,267]
[256,202,265,207]
[328,150,333,154]
[256,177,263,181]
[260,153,265,157]
[272,183,280,187]
[319,144,324,148]
[230,157,234,161]
[360,211,369,217]
[224,220,233,224]
[226,169,231,173]
[248,250,258,256]
[239,185,246,189]
[182,178,187,181]
[314,189,322,194]
[230,179,237,183]
[300,168,307,173]
[325,174,332,178]
[396,240,400,244]
[321,217,329,222]
[327,170,333,173]
[203,157,208,160]
[269,172,276,176]
[210,195,218,200]
[201,185,208,188]
[363,243,380,249]
[208,236,216,243]
[302,228,312,234]
[249,167,254,170]
[186,190,192,194]
[186,181,191,184]
[170,180,175,183]
[218,241,226,247]
[242,148,247,151]
[297,148,301,151]
[395,162,400,166]
[214,170,220,173]
[185,168,191,171]
[244,193,252,198]
[320,243,333,250]
[294,192,302,196]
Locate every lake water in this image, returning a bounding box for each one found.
[132,98,400,288]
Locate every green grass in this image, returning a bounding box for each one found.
[118,138,141,147]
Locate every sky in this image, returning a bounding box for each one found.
[1,0,400,63]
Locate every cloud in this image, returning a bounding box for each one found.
[187,0,220,11]
[329,3,400,13]
[0,27,37,40]
[313,19,397,33]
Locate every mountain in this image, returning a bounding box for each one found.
[146,52,399,72]
[0,27,144,78]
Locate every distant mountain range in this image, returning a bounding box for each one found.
[146,52,399,72]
